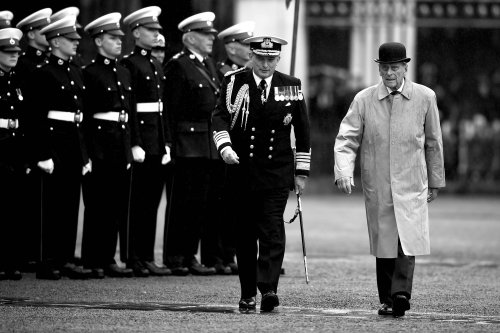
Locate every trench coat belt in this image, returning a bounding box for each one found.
[0,118,19,129]
[47,110,83,123]
[136,102,163,112]
[93,111,128,123]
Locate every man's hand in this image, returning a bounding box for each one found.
[295,175,307,196]
[427,187,439,203]
[336,176,353,195]
[37,159,54,174]
[161,145,171,165]
[82,160,92,176]
[221,147,239,164]
[132,145,145,163]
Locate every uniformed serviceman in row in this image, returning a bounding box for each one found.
[0,27,25,280]
[121,6,172,277]
[212,36,311,312]
[29,15,92,280]
[15,7,52,273]
[80,12,137,278]
[163,12,221,276]
[216,21,254,77]
[0,11,13,29]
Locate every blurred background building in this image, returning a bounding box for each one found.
[7,0,500,193]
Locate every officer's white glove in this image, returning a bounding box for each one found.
[37,158,54,174]
[82,160,92,176]
[161,145,171,165]
[221,146,239,164]
[132,145,145,163]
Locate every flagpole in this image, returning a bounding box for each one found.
[289,0,301,76]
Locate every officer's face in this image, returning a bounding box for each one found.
[379,62,407,90]
[232,41,251,65]
[57,37,79,57]
[0,50,20,71]
[191,31,215,57]
[97,34,122,59]
[135,26,159,49]
[250,53,280,79]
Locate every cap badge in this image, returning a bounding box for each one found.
[206,21,211,26]
[115,23,120,28]
[9,38,15,45]
[261,38,273,49]
[6,20,10,26]
[153,16,158,22]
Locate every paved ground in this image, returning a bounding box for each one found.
[1,193,499,332]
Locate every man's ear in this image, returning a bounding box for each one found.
[132,28,141,39]
[27,30,36,40]
[50,38,59,48]
[94,36,103,47]
[277,55,281,63]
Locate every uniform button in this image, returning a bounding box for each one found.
[50,127,53,131]
[270,138,274,142]
[11,106,14,110]
[74,95,77,99]
[268,155,272,159]
[157,85,160,88]
[107,87,111,91]
[140,120,144,124]
[122,125,125,129]
[271,129,275,134]
[121,95,124,99]
[118,81,121,86]
[199,84,203,87]
[190,127,194,132]
[250,145,254,149]
[61,86,65,89]
[249,153,253,157]
[250,136,255,140]
[6,92,10,96]
[251,127,255,131]
[70,81,74,85]
[146,76,150,80]
[154,71,158,75]
[97,126,101,130]
[269,147,273,151]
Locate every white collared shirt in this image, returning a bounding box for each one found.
[253,71,273,99]
[386,78,405,95]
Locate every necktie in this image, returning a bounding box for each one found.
[259,79,267,104]
[390,90,400,95]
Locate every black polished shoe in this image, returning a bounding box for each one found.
[392,294,410,317]
[104,264,133,278]
[227,262,238,275]
[143,261,171,276]
[213,263,232,275]
[61,263,92,279]
[6,270,22,280]
[188,259,216,276]
[90,268,105,279]
[239,297,256,310]
[128,261,149,277]
[260,291,279,312]
[36,268,61,280]
[377,303,393,316]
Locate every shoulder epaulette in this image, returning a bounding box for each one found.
[172,51,185,60]
[224,66,248,77]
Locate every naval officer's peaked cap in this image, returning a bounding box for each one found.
[16,8,52,31]
[123,6,162,30]
[84,12,124,37]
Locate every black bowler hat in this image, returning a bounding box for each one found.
[374,42,411,64]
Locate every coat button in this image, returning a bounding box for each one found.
[250,145,254,149]
[251,127,255,131]
[250,136,255,140]
[269,146,273,151]
[271,129,275,134]
[249,153,253,157]
[190,127,195,132]
[268,155,272,159]
[270,138,274,142]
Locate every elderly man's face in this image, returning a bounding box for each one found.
[379,62,407,90]
[191,31,215,57]
[250,53,280,79]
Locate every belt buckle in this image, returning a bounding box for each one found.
[74,112,83,124]
[8,119,17,129]
[119,112,128,123]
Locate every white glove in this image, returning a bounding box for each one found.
[221,147,239,164]
[82,160,92,176]
[161,145,171,165]
[37,159,54,174]
[132,145,145,163]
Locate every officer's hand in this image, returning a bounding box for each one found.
[295,175,307,196]
[37,159,54,174]
[161,145,171,165]
[427,187,439,203]
[221,147,239,164]
[336,176,353,195]
[82,160,92,176]
[132,146,145,163]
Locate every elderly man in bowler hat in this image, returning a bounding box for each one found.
[334,42,445,317]
[212,35,311,312]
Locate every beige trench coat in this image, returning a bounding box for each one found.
[334,80,445,258]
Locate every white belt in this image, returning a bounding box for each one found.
[0,118,19,129]
[47,110,83,123]
[136,102,163,113]
[93,111,128,123]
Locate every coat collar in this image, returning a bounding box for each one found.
[377,79,413,100]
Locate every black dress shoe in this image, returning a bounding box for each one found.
[61,263,92,279]
[90,268,105,279]
[213,263,232,275]
[104,264,133,278]
[6,270,22,280]
[239,297,256,310]
[227,262,238,275]
[143,261,171,276]
[128,261,149,277]
[170,266,189,276]
[260,291,279,312]
[377,303,393,315]
[392,294,410,317]
[188,260,216,276]
[36,268,61,280]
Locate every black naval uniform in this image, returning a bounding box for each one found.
[0,67,25,280]
[212,67,311,299]
[29,54,88,278]
[15,45,49,270]
[81,54,137,274]
[121,47,169,272]
[163,48,221,274]
[216,58,242,77]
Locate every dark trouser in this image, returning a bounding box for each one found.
[128,155,165,263]
[200,159,232,267]
[233,187,289,299]
[376,239,415,304]
[0,163,22,271]
[40,168,81,268]
[164,158,211,266]
[81,161,130,268]
[20,169,42,266]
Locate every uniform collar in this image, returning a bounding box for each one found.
[27,45,47,58]
[0,67,12,77]
[252,71,273,88]
[186,47,204,63]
